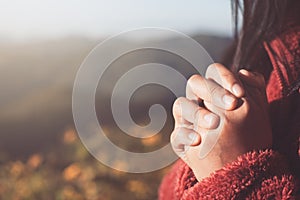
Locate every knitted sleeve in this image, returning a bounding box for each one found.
[159,26,300,200]
[264,25,300,101]
[159,150,296,199]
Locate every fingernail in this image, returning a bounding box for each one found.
[232,83,243,97]
[188,133,198,143]
[204,113,216,126]
[222,95,235,108]
[239,69,249,75]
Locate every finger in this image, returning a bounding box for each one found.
[238,69,268,107]
[203,100,224,118]
[238,69,266,91]
[173,97,220,129]
[186,83,201,103]
[170,127,201,155]
[186,74,238,110]
[173,97,193,128]
[205,63,245,97]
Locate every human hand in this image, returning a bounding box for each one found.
[170,63,272,181]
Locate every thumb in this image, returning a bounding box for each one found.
[238,69,266,91]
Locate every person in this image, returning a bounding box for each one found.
[159,0,300,199]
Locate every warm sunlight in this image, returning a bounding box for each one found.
[0,0,231,40]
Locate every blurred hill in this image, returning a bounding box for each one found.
[0,37,98,157]
[0,34,232,158]
[0,34,232,200]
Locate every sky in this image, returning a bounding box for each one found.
[0,0,233,40]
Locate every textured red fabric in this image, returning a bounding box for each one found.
[159,26,300,199]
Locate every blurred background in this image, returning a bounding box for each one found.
[0,0,233,199]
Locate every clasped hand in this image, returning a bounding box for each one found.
[170,63,272,181]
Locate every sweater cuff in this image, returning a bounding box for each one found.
[179,149,292,199]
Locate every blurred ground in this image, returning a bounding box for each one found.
[0,35,231,200]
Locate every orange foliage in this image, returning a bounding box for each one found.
[27,154,43,169]
[63,163,81,181]
[63,128,77,144]
[126,180,149,199]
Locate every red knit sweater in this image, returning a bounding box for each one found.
[159,26,300,199]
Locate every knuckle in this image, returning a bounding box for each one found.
[209,85,219,100]
[193,108,200,127]
[174,97,185,106]
[170,131,175,143]
[193,107,202,126]
[206,64,214,76]
[187,74,201,88]
[173,97,184,114]
[170,128,178,143]
[206,63,219,78]
[222,73,233,81]
[207,63,217,71]
[207,63,222,72]
[193,107,200,119]
[207,63,233,86]
[170,127,182,143]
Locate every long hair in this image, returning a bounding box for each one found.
[231,0,299,72]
